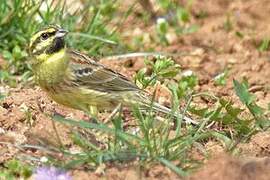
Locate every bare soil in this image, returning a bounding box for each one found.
[1,0,270,179]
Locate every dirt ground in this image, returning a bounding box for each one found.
[1,0,270,179]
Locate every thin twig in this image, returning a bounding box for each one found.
[51,120,64,148]
[104,52,201,60]
[0,141,59,154]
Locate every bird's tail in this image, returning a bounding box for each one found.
[150,101,198,125]
[125,91,198,125]
[132,91,198,125]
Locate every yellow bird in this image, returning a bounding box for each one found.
[29,25,196,124]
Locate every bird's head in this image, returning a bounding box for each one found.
[29,25,68,61]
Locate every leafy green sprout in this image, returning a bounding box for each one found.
[214,69,229,86]
[177,70,198,98]
[235,31,244,39]
[135,55,181,89]
[258,38,270,52]
[223,13,233,32]
[233,79,269,129]
[176,7,190,24]
[156,18,169,45]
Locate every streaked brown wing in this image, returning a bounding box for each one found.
[68,50,141,92]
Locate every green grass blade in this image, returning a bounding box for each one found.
[52,115,145,145]
[157,157,188,177]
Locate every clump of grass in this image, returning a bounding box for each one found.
[156,0,198,35]
[0,159,33,179]
[233,79,269,130]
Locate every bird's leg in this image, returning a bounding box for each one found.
[48,107,64,148]
[88,105,99,123]
[104,103,122,124]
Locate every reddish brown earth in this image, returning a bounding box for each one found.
[1,0,270,179]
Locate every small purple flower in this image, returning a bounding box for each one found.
[34,166,72,180]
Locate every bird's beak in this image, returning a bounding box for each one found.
[56,28,68,38]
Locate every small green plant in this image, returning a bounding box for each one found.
[235,31,244,39]
[189,95,251,139]
[233,79,269,128]
[0,159,33,179]
[186,79,270,143]
[176,7,190,24]
[156,18,169,45]
[135,56,180,89]
[258,38,270,52]
[196,10,208,19]
[223,13,233,32]
[214,69,229,86]
[156,0,198,36]
[135,56,198,102]
[176,70,198,98]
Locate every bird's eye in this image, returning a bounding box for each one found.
[41,33,49,40]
